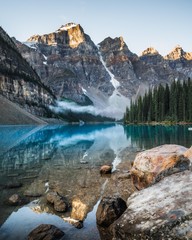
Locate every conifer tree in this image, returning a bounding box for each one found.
[124,79,192,124]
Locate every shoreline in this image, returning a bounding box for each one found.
[124,121,192,126]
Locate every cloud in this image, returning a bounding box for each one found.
[50,100,126,120]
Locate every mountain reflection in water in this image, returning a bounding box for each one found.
[0,124,191,240]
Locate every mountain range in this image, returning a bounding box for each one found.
[0,23,192,123]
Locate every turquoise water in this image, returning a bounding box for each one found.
[124,124,192,149]
[0,124,191,240]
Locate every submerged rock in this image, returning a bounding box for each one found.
[63,216,84,229]
[96,196,127,227]
[7,194,29,206]
[72,220,84,229]
[100,165,112,174]
[113,170,192,239]
[28,224,64,240]
[131,144,190,189]
[8,194,22,206]
[47,192,59,204]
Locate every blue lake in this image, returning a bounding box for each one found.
[0,124,191,239]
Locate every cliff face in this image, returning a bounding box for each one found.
[97,41,189,101]
[98,37,139,98]
[0,27,56,118]
[17,23,114,105]
[28,23,85,49]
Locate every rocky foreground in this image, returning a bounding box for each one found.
[21,144,192,240]
[96,144,192,240]
[3,144,192,240]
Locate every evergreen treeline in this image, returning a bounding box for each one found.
[124,78,192,124]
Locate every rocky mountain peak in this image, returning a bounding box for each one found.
[165,45,192,60]
[66,24,86,48]
[98,36,137,61]
[119,36,125,50]
[99,36,127,52]
[27,23,86,48]
[98,36,139,99]
[141,47,159,56]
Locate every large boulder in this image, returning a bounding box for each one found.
[96,196,127,227]
[131,144,190,189]
[28,224,64,240]
[113,170,192,240]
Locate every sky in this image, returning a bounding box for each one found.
[1,0,192,56]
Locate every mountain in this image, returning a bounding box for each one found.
[165,45,192,78]
[13,23,192,120]
[98,36,139,98]
[16,23,113,105]
[15,24,132,119]
[0,26,57,124]
[132,47,184,85]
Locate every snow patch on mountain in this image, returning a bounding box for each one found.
[97,46,130,117]
[97,47,120,89]
[51,48,130,121]
[23,41,37,49]
[43,54,47,60]
[82,87,87,94]
[57,23,77,32]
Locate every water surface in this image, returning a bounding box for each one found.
[0,124,191,239]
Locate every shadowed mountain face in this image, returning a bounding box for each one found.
[0,26,56,122]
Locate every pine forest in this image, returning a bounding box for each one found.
[124,78,192,124]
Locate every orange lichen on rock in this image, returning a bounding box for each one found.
[131,144,190,190]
